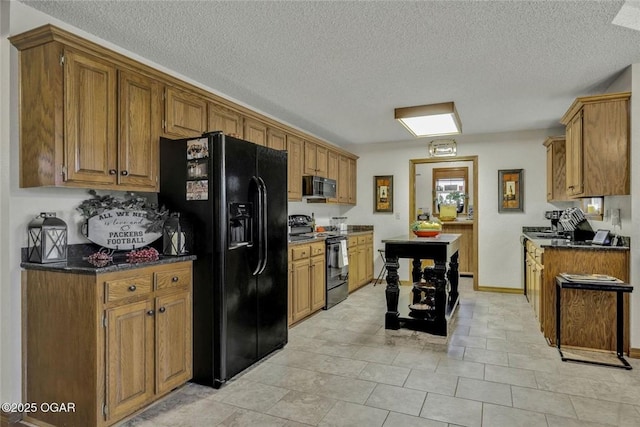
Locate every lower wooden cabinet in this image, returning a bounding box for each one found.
[22,261,193,427]
[289,241,325,325]
[440,221,474,276]
[348,233,373,292]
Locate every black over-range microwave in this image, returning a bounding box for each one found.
[302,176,336,199]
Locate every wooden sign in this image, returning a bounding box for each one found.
[86,209,161,250]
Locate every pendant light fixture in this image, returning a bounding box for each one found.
[395,102,462,137]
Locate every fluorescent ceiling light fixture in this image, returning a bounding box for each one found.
[612,1,640,32]
[395,102,462,137]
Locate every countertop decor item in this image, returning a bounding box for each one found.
[163,213,191,256]
[498,169,524,213]
[27,212,68,263]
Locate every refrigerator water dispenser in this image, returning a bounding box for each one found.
[228,202,253,248]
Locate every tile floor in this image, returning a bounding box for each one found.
[121,278,640,427]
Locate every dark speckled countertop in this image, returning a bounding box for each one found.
[21,244,196,274]
[522,228,629,251]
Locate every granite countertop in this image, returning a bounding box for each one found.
[288,226,373,245]
[522,228,629,251]
[21,254,197,274]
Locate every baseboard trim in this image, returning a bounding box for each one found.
[628,348,640,359]
[477,286,524,294]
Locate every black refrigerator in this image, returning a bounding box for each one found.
[159,131,288,388]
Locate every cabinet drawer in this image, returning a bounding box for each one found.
[310,242,325,257]
[155,267,192,291]
[365,234,373,244]
[105,275,152,302]
[357,236,367,245]
[291,245,310,261]
[348,237,357,248]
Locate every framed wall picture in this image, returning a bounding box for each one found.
[498,169,523,212]
[374,175,393,213]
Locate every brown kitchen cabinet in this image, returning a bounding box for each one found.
[287,135,304,201]
[348,158,357,204]
[440,221,474,276]
[207,102,244,138]
[22,261,192,427]
[543,136,570,202]
[529,242,630,353]
[326,150,339,203]
[288,241,326,325]
[347,233,373,292]
[560,92,630,198]
[267,128,287,151]
[304,140,328,177]
[338,155,357,205]
[10,31,161,192]
[243,117,268,146]
[164,86,208,137]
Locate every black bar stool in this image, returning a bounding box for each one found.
[375,249,387,286]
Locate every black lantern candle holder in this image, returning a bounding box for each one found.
[162,213,191,256]
[27,212,68,263]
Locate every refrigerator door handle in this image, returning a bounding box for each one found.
[257,177,268,275]
[251,176,265,275]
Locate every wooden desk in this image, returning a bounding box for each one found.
[382,234,460,335]
[556,276,633,369]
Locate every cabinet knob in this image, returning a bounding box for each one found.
[172,276,179,282]
[147,310,155,316]
[109,169,117,175]
[121,170,129,176]
[128,285,137,292]
[159,307,166,313]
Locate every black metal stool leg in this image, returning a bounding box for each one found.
[374,250,387,286]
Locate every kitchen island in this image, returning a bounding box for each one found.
[382,234,460,335]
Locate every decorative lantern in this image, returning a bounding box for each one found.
[162,213,190,256]
[27,212,68,263]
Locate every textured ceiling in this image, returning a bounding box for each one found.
[16,0,640,146]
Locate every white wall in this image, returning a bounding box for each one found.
[342,129,567,287]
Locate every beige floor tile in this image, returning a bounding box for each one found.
[365,383,426,416]
[455,377,512,406]
[404,369,459,396]
[318,401,388,427]
[482,403,548,427]
[463,347,509,366]
[218,408,290,426]
[569,395,640,426]
[484,364,538,388]
[218,379,289,412]
[511,385,577,418]
[265,390,336,425]
[382,411,447,427]
[534,371,599,398]
[435,357,485,379]
[357,362,410,386]
[545,414,620,427]
[419,393,482,427]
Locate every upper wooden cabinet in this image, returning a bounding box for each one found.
[543,136,570,202]
[9,30,160,191]
[304,141,328,177]
[208,103,243,138]
[243,118,267,146]
[267,128,287,151]
[326,150,339,203]
[164,86,207,137]
[348,157,357,205]
[287,135,303,201]
[560,92,630,198]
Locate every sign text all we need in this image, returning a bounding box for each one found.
[86,209,161,250]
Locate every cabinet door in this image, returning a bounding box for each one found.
[326,150,339,203]
[155,291,192,394]
[365,240,374,281]
[310,255,326,311]
[316,145,328,177]
[338,155,349,203]
[291,259,311,322]
[357,245,367,285]
[208,103,243,137]
[565,112,583,196]
[288,261,294,326]
[303,141,317,175]
[164,86,207,137]
[287,135,303,200]
[106,299,155,422]
[243,118,267,146]
[64,49,117,185]
[119,70,160,190]
[267,128,287,151]
[348,158,357,204]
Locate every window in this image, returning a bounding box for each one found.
[433,167,468,216]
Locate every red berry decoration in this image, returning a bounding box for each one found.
[126,247,159,263]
